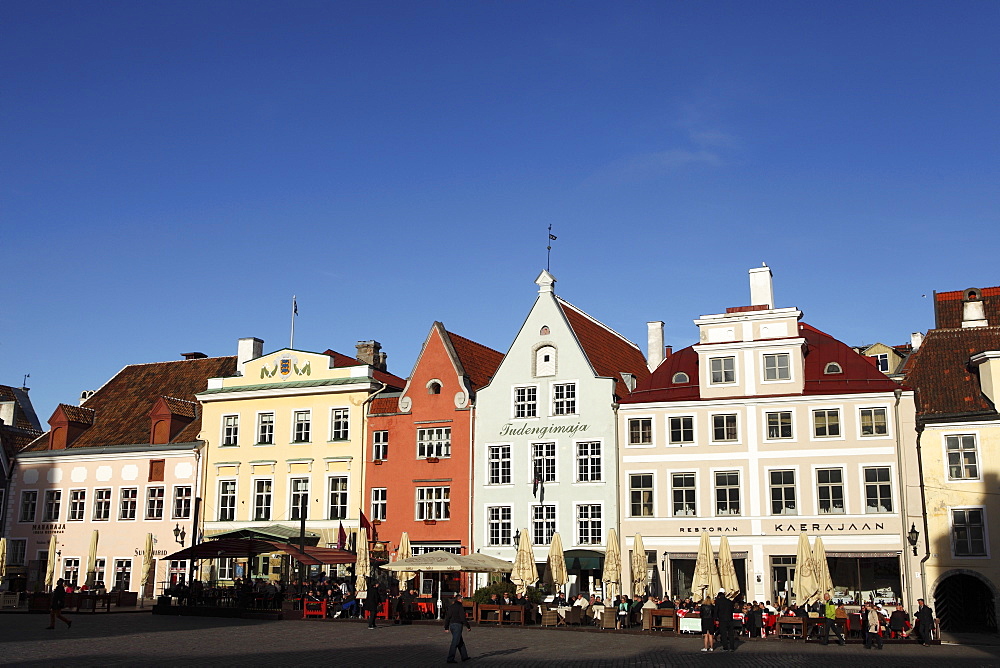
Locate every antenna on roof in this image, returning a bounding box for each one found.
[546,225,557,272]
[290,295,298,349]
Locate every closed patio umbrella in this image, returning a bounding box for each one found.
[355,530,371,595]
[140,533,154,605]
[0,538,6,583]
[511,528,538,596]
[547,532,568,594]
[793,532,819,604]
[690,532,721,601]
[85,530,99,588]
[718,536,740,599]
[395,532,415,584]
[45,534,57,590]
[631,533,648,597]
[601,528,621,601]
[383,551,513,574]
[812,536,833,602]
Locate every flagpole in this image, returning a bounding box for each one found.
[546,225,552,272]
[290,295,297,349]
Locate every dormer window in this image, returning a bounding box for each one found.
[428,381,442,395]
[535,345,556,376]
[672,372,690,384]
[824,362,843,374]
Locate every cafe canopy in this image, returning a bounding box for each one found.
[164,538,356,566]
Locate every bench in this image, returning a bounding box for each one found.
[647,609,676,632]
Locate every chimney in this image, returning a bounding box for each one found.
[181,352,207,360]
[962,289,988,328]
[910,332,924,351]
[647,321,665,371]
[749,263,774,308]
[356,340,386,370]
[238,337,264,372]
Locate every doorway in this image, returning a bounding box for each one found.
[934,573,997,632]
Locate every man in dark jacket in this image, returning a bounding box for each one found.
[364,581,383,629]
[444,593,471,663]
[912,599,934,646]
[714,589,737,652]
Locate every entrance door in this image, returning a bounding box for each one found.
[935,573,997,632]
[771,556,795,605]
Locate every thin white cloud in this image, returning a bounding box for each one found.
[590,148,722,185]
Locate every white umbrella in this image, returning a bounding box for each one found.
[85,530,99,588]
[547,532,568,593]
[355,530,371,595]
[601,528,621,601]
[812,537,834,601]
[45,534,58,590]
[631,533,648,597]
[794,532,819,604]
[718,536,740,599]
[383,550,513,573]
[395,532,415,584]
[690,532,721,601]
[511,529,538,596]
[0,538,6,583]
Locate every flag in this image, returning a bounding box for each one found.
[293,297,298,316]
[359,511,372,540]
[336,522,347,550]
[532,475,541,498]
[549,234,557,240]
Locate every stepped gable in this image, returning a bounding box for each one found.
[445,329,503,392]
[557,299,650,399]
[22,355,237,452]
[905,326,1000,418]
[935,286,1000,329]
[800,323,901,395]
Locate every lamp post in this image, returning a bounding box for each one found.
[907,524,919,556]
[173,524,186,546]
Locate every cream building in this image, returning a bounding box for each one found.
[619,266,920,606]
[196,338,403,580]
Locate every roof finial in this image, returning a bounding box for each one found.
[547,225,557,272]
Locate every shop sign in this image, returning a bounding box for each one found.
[677,526,740,533]
[499,422,590,438]
[135,548,170,557]
[32,524,65,534]
[772,522,886,533]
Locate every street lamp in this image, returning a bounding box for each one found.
[173,524,187,546]
[907,523,919,556]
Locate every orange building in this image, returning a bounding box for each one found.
[365,322,502,596]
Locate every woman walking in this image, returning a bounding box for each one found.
[46,578,72,630]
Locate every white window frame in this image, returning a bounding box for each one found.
[811,407,844,440]
[292,409,312,443]
[172,485,192,520]
[626,415,655,448]
[372,430,389,461]
[7,538,27,566]
[709,356,736,385]
[487,444,512,485]
[814,466,846,515]
[858,406,890,438]
[667,415,695,446]
[256,411,275,445]
[43,489,62,522]
[861,465,894,514]
[63,557,81,586]
[713,468,742,517]
[221,414,240,447]
[217,479,237,522]
[327,476,349,520]
[18,490,37,523]
[762,352,792,382]
[628,471,656,518]
[872,353,890,372]
[531,504,557,545]
[330,407,350,441]
[417,427,451,459]
[552,382,577,416]
[114,558,133,591]
[68,489,86,522]
[252,478,273,522]
[943,433,981,481]
[415,486,450,521]
[145,486,165,520]
[766,467,798,516]
[371,487,387,521]
[513,386,538,419]
[710,412,740,444]
[486,505,512,546]
[575,502,603,546]
[93,488,112,522]
[289,477,310,521]
[119,488,138,521]
[670,471,697,517]
[763,410,794,441]
[950,506,989,559]
[575,441,602,482]
[531,441,556,483]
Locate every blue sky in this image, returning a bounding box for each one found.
[3,1,998,423]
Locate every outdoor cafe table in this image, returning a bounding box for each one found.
[478,604,525,625]
[675,610,746,633]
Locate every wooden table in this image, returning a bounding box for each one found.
[477,604,525,625]
[647,609,676,632]
[777,616,804,638]
[75,593,113,613]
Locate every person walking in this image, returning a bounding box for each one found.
[46,578,72,630]
[818,593,846,646]
[863,602,885,650]
[912,598,934,646]
[364,581,383,629]
[699,596,716,652]
[443,593,471,663]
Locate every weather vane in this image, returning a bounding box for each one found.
[546,225,557,272]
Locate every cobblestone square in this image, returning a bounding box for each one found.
[3,614,999,667]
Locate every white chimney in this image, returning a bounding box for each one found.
[749,263,774,308]
[963,301,988,328]
[647,321,664,371]
[910,332,924,351]
[238,337,264,373]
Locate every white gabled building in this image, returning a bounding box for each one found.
[474,271,649,595]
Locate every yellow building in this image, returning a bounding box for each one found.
[195,338,403,581]
[905,287,1000,633]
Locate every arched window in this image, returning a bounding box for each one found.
[672,372,690,384]
[535,345,556,376]
[427,381,442,395]
[824,362,843,374]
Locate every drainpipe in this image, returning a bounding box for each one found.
[468,397,476,594]
[892,389,910,608]
[613,400,621,600]
[915,424,930,603]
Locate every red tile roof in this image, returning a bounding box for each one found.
[557,299,650,398]
[22,355,237,452]
[160,396,199,418]
[0,385,41,431]
[625,322,898,403]
[368,394,402,416]
[445,330,503,392]
[320,349,406,389]
[934,286,1000,329]
[904,326,1000,419]
[58,404,96,424]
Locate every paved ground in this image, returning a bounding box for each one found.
[3,614,1000,667]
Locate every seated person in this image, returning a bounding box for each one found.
[888,604,910,635]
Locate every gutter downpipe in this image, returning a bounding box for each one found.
[468,397,476,594]
[915,423,930,603]
[358,380,389,579]
[892,389,910,608]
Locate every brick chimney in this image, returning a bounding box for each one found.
[356,341,387,371]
